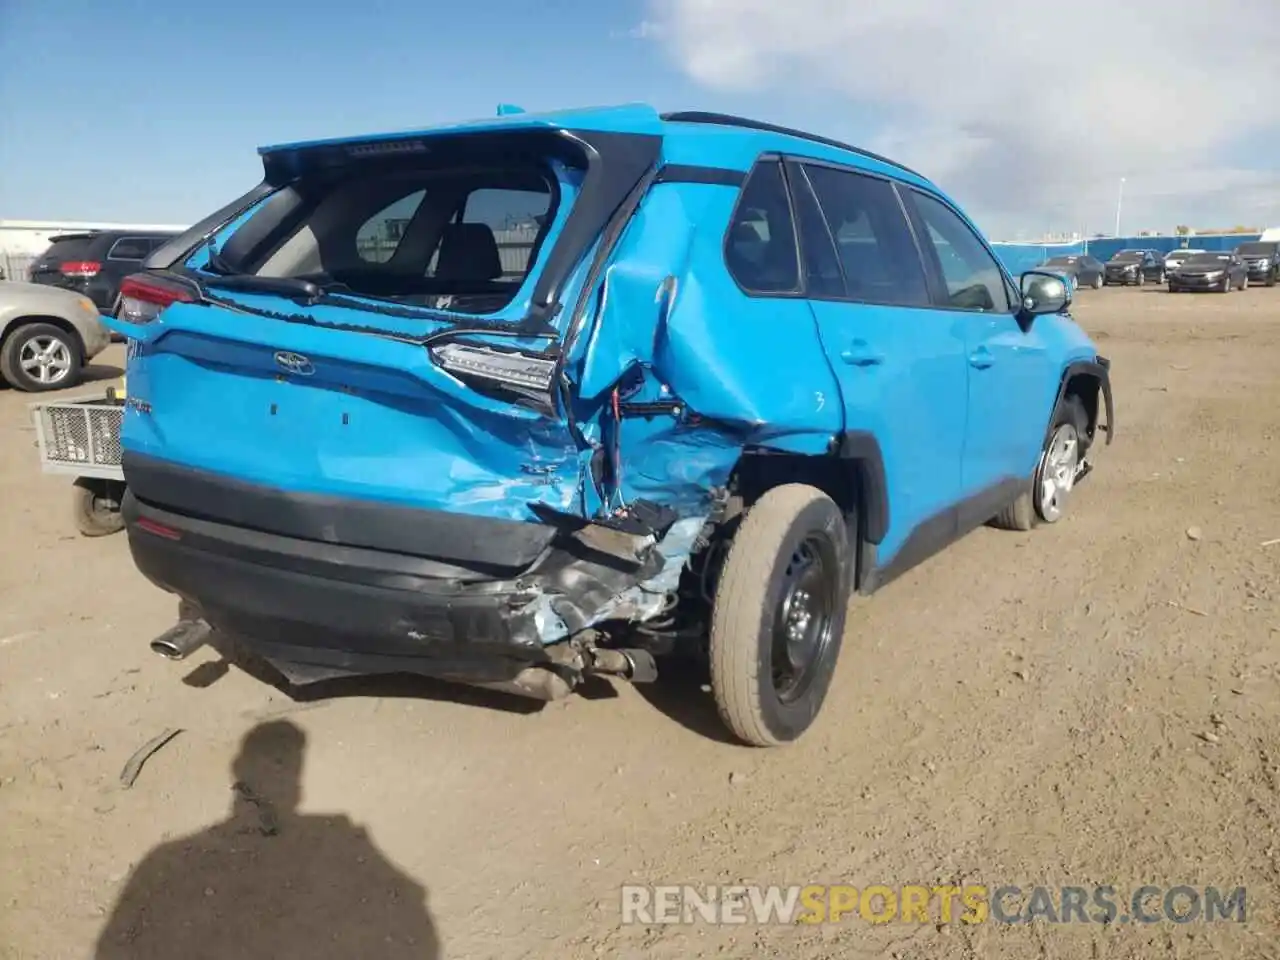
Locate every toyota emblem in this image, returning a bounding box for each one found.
[274,351,315,376]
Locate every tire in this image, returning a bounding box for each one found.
[1240,275,1248,291]
[709,484,850,747]
[72,478,126,537]
[1157,270,1166,284]
[1136,271,1146,287]
[1266,270,1277,288]
[992,395,1088,530]
[0,322,82,392]
[1221,276,1232,293]
[1092,274,1103,290]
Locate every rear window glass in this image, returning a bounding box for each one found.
[1236,243,1274,256]
[1184,254,1231,265]
[218,164,557,315]
[40,235,99,260]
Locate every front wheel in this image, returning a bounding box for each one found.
[1136,271,1146,287]
[709,484,850,747]
[1222,276,1232,293]
[1092,274,1103,290]
[991,395,1088,530]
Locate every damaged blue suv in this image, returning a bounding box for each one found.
[108,105,1113,747]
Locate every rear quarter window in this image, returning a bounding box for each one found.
[107,237,154,260]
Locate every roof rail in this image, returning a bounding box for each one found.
[659,111,924,180]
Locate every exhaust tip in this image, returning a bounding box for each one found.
[149,620,212,662]
[150,638,188,660]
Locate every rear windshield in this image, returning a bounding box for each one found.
[203,163,558,315]
[39,234,100,260]
[1236,242,1274,255]
[1184,253,1231,265]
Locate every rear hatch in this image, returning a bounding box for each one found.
[108,112,663,527]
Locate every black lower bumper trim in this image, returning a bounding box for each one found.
[123,492,553,669]
[121,452,556,572]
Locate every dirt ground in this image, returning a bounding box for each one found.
[2,286,1279,960]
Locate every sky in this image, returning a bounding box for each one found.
[1,0,1277,240]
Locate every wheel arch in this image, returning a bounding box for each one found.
[1050,358,1114,450]
[727,430,889,592]
[0,314,88,362]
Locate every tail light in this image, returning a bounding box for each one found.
[60,260,101,278]
[430,342,556,395]
[118,273,198,324]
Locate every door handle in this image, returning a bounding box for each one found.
[841,340,884,366]
[968,346,995,369]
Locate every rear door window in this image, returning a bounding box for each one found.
[799,163,930,307]
[356,190,427,264]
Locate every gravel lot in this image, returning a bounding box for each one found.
[2,286,1279,959]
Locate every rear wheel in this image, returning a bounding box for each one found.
[1267,269,1277,288]
[1240,275,1248,291]
[1222,276,1232,293]
[709,484,850,747]
[1136,271,1146,287]
[1092,274,1103,290]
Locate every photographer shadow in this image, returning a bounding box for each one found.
[94,720,440,960]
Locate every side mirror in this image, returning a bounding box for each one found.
[1018,270,1071,319]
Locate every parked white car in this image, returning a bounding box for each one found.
[0,281,111,392]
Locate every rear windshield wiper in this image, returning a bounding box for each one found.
[202,273,324,304]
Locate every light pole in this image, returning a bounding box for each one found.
[1114,177,1126,238]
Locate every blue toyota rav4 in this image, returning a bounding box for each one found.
[108,104,1114,747]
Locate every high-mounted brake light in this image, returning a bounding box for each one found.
[60,260,101,278]
[118,274,198,324]
[430,343,556,396]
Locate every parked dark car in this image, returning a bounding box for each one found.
[1038,254,1106,290]
[1103,249,1164,286]
[1234,241,1280,287]
[1162,247,1205,279]
[1167,252,1250,293]
[27,231,181,315]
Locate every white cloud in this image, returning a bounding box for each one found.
[645,0,1280,236]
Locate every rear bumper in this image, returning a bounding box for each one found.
[120,455,675,680]
[124,493,553,682]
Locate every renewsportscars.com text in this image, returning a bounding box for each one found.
[620,884,1247,926]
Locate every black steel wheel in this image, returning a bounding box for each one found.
[709,484,850,747]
